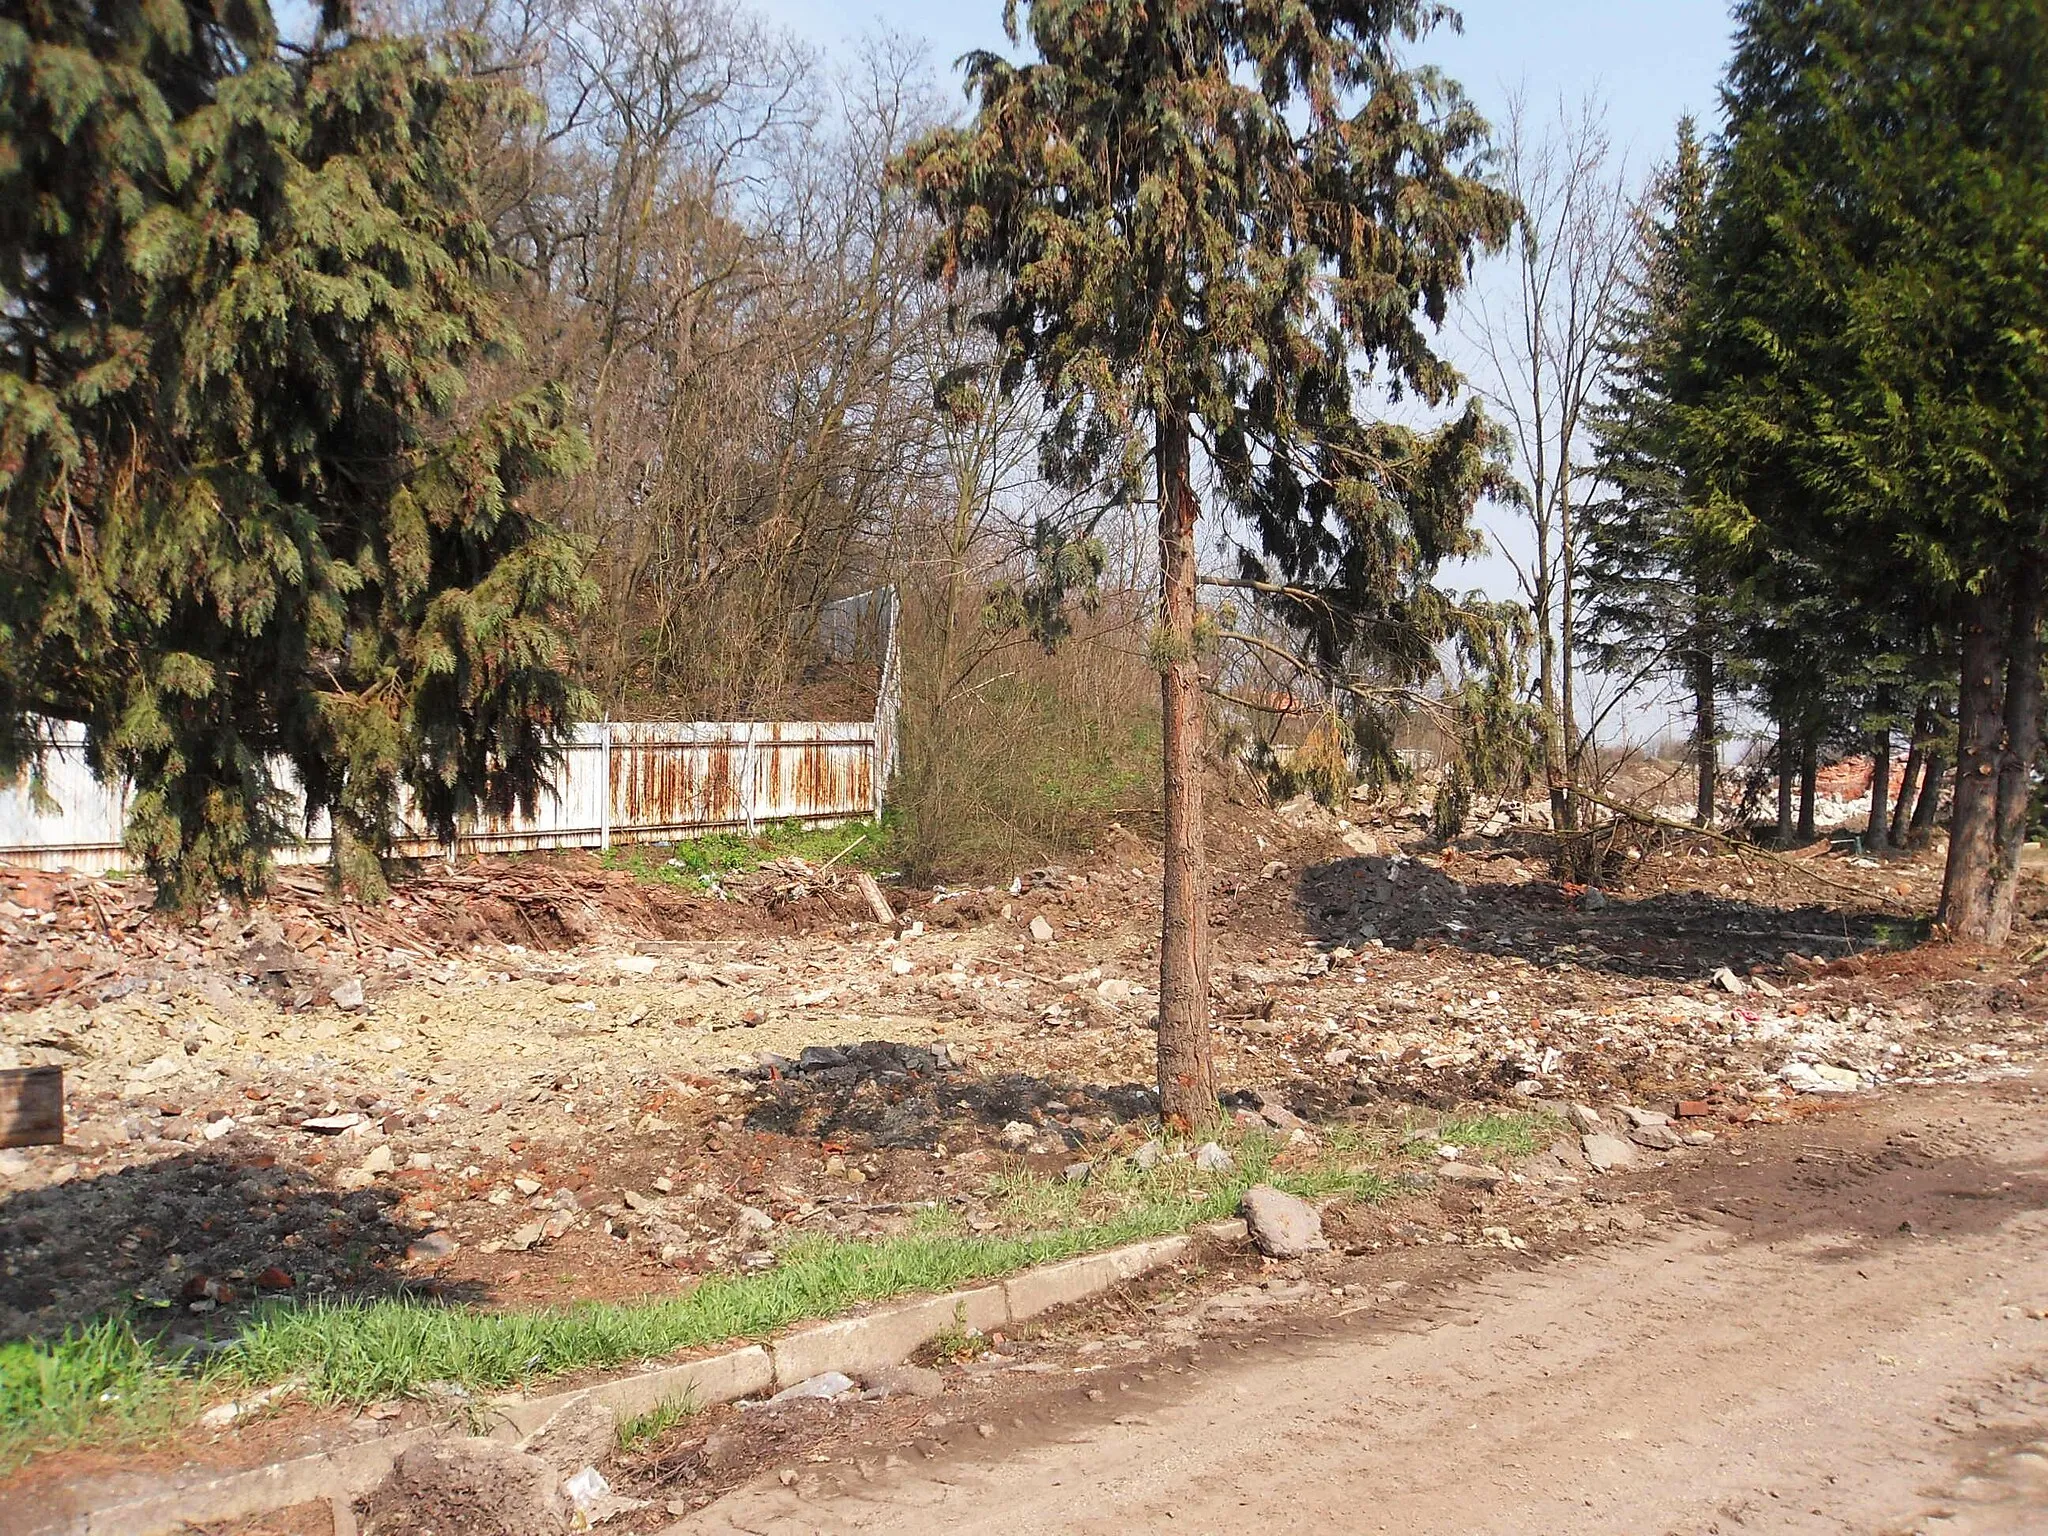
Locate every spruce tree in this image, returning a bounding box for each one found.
[1582,119,1729,825]
[1699,0,2048,942]
[903,0,1511,1123]
[0,0,591,906]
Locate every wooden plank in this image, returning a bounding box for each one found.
[853,872,896,927]
[0,1066,63,1148]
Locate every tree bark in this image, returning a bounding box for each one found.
[1889,699,1931,847]
[1796,731,1819,843]
[1691,649,1716,827]
[1940,556,2044,945]
[1154,412,1215,1128]
[1866,726,1891,851]
[1910,747,1946,837]
[1775,720,1795,847]
[1560,503,1580,833]
[1536,570,1569,834]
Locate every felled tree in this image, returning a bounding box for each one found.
[1697,0,2048,941]
[0,0,592,906]
[903,0,1511,1123]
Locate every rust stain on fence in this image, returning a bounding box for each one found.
[792,739,870,815]
[614,740,733,829]
[3,587,900,870]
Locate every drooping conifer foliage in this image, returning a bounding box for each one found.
[0,0,592,906]
[902,0,1512,1123]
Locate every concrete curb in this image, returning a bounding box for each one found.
[72,1231,1201,1536]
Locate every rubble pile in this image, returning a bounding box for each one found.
[0,778,2040,1348]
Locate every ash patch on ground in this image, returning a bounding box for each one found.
[738,1040,1157,1150]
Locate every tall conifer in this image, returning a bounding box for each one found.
[903,0,1511,1122]
[0,0,591,905]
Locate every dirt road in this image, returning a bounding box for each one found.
[675,1076,2048,1536]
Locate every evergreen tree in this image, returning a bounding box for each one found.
[1698,0,2048,941]
[0,0,592,906]
[903,0,1512,1124]
[1582,118,1729,825]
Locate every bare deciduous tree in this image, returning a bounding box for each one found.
[1463,93,1632,831]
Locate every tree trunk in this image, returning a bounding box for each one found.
[1866,726,1891,851]
[1889,699,1931,847]
[1796,732,1819,843]
[1940,557,2045,945]
[1560,508,1580,832]
[1535,575,1569,834]
[1775,720,1795,846]
[1911,748,1946,837]
[1692,650,1716,827]
[1154,412,1215,1128]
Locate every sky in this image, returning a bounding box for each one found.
[754,0,1737,161]
[749,0,1739,741]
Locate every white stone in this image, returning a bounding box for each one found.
[768,1371,856,1403]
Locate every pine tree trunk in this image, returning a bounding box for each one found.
[1911,748,1946,837]
[1866,727,1891,850]
[1987,607,2042,939]
[1692,651,1716,827]
[1889,699,1931,847]
[1775,720,1795,846]
[1942,585,2007,939]
[1941,561,2039,946]
[1154,412,1215,1128]
[1796,732,1819,843]
[1940,557,2043,945]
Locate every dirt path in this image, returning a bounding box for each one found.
[673,1077,2048,1536]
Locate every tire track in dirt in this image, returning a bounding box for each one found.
[667,1081,2048,1535]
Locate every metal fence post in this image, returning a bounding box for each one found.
[741,722,758,836]
[598,720,612,852]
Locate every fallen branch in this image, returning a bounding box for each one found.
[1569,785,1915,913]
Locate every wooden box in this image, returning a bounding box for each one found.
[0,1066,63,1149]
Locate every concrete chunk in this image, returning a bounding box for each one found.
[1581,1133,1637,1172]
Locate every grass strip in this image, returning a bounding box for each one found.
[0,1316,221,1459]
[1,1111,1547,1466]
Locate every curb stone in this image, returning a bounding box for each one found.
[489,1345,774,1442]
[769,1285,1007,1388]
[67,1234,1199,1536]
[1004,1235,1189,1321]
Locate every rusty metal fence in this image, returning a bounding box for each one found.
[0,589,900,876]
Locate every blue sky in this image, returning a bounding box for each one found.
[756,0,1737,741]
[756,0,1736,161]
[754,0,1737,738]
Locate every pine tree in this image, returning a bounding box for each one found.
[1697,0,2048,941]
[0,0,592,906]
[903,0,1512,1124]
[1582,118,1728,825]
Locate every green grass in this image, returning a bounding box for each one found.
[603,818,887,889]
[616,1390,698,1453]
[0,1109,1551,1467]
[0,1317,221,1466]
[979,1124,1412,1235]
[1433,1111,1553,1160]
